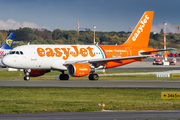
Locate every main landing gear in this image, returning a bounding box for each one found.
[59,71,99,81]
[88,73,99,80]
[59,71,69,80]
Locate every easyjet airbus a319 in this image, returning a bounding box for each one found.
[2,11,169,81]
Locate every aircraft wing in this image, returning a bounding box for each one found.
[63,55,153,68]
[140,48,175,55]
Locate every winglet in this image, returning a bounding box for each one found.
[0,32,15,49]
[122,11,154,47]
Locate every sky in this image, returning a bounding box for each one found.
[0,0,180,33]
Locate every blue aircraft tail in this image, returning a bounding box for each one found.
[0,32,15,49]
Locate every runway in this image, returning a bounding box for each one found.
[1,79,180,89]
[0,110,180,120]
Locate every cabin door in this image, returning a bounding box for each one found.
[30,48,37,60]
[125,47,132,56]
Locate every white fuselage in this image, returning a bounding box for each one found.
[2,45,104,70]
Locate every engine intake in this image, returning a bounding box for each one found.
[67,63,91,77]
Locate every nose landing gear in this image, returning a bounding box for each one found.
[24,75,30,81]
[23,69,31,81]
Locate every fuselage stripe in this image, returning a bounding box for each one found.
[95,45,105,59]
[95,45,106,69]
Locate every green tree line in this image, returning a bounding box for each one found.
[0,27,180,49]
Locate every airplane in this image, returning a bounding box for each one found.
[1,11,171,81]
[0,32,15,67]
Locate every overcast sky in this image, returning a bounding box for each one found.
[0,0,179,33]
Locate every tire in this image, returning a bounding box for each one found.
[88,74,93,80]
[24,76,30,81]
[59,74,64,80]
[89,74,99,80]
[64,74,69,80]
[59,74,69,80]
[92,74,99,80]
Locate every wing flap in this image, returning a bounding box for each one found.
[63,55,152,67]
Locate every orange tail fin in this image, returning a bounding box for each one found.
[164,51,169,58]
[122,11,154,47]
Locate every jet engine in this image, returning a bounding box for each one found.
[67,63,92,77]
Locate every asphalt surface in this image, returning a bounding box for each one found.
[0,110,180,120]
[1,80,180,89]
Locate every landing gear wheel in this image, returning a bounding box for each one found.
[88,74,93,80]
[59,74,69,80]
[89,74,99,80]
[24,76,30,81]
[92,74,99,80]
[64,74,69,80]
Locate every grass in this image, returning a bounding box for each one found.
[0,88,180,113]
[0,70,179,114]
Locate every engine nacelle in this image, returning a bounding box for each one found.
[24,69,50,77]
[67,63,91,77]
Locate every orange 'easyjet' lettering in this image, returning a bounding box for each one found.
[37,48,45,57]
[45,48,54,57]
[87,46,95,57]
[37,46,95,60]
[71,46,79,57]
[54,48,62,57]
[80,48,88,57]
[61,48,70,60]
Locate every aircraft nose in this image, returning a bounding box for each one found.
[1,56,11,67]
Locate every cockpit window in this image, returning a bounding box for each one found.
[9,51,15,54]
[9,51,23,55]
[20,51,23,55]
[16,51,19,54]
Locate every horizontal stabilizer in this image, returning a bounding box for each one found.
[140,48,175,55]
